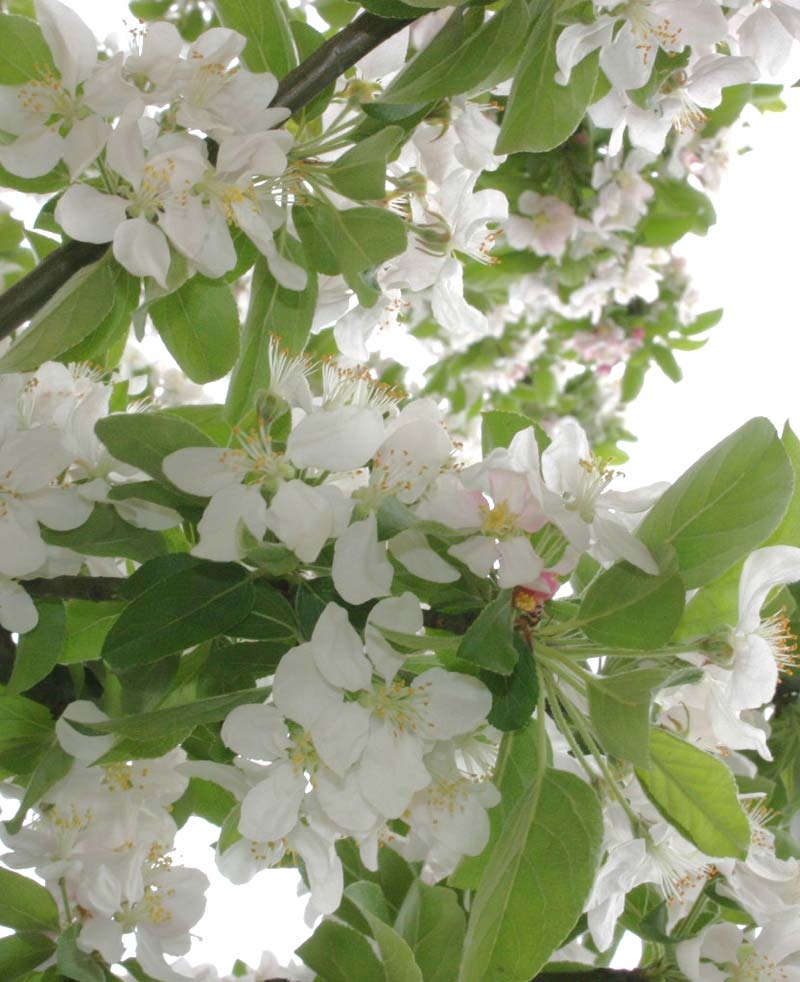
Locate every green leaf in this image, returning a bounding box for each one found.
[102,562,254,669]
[58,264,140,369]
[578,564,685,649]
[0,14,53,84]
[767,422,800,548]
[676,562,740,642]
[383,0,528,104]
[496,4,599,154]
[57,925,107,982]
[294,202,407,305]
[639,179,716,247]
[60,600,125,665]
[460,769,602,981]
[213,0,296,77]
[638,418,794,588]
[651,343,682,382]
[75,688,265,743]
[0,933,56,981]
[365,913,423,982]
[226,247,317,424]
[481,409,545,456]
[0,870,59,933]
[95,412,215,494]
[0,695,53,775]
[149,277,240,383]
[0,261,114,372]
[395,881,465,982]
[42,505,170,563]
[170,777,238,829]
[328,126,406,200]
[200,640,287,693]
[451,721,540,890]
[7,602,65,694]
[588,669,675,767]
[4,742,72,834]
[482,643,539,731]
[636,729,750,859]
[297,920,385,982]
[230,581,301,643]
[457,590,517,674]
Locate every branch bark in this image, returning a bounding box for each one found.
[0,10,416,341]
[25,576,126,602]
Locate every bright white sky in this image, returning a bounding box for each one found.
[8,1,800,973]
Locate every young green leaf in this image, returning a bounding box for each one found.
[149,277,241,384]
[496,2,599,154]
[638,417,793,588]
[213,0,296,77]
[0,932,56,981]
[636,729,751,859]
[226,247,318,424]
[457,590,518,674]
[297,920,385,982]
[0,869,60,933]
[0,260,114,372]
[328,126,406,200]
[459,769,602,981]
[0,14,54,84]
[588,669,675,767]
[395,881,465,982]
[578,563,686,649]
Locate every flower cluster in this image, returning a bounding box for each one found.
[2,701,208,982]
[0,0,298,289]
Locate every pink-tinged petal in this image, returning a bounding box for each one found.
[312,702,371,775]
[0,128,63,178]
[113,218,171,287]
[162,446,248,496]
[332,514,393,605]
[737,546,800,633]
[415,668,492,739]
[193,483,267,561]
[221,703,289,760]
[358,721,430,817]
[311,603,372,691]
[0,578,37,634]
[496,536,545,588]
[35,0,97,92]
[63,116,109,177]
[239,760,306,841]
[287,406,384,472]
[273,642,342,728]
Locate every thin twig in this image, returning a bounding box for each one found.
[0,10,416,341]
[24,576,126,602]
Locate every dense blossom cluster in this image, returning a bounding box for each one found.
[0,0,799,980]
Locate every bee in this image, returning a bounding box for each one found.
[512,586,545,649]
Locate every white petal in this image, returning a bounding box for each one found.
[358,721,429,818]
[113,218,171,287]
[414,668,492,739]
[495,537,545,588]
[55,700,114,763]
[273,643,342,728]
[162,446,248,496]
[332,514,393,606]
[0,128,63,178]
[311,702,371,776]
[287,406,384,472]
[389,529,460,583]
[193,483,267,561]
[35,0,97,92]
[221,704,289,760]
[239,760,306,841]
[311,603,372,690]
[0,578,37,634]
[63,116,109,178]
[737,546,800,633]
[265,480,341,563]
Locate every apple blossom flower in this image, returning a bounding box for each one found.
[0,0,135,178]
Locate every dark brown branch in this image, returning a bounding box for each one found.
[533,971,654,981]
[25,576,126,602]
[0,10,416,341]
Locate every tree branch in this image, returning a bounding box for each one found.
[25,576,126,602]
[0,10,417,341]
